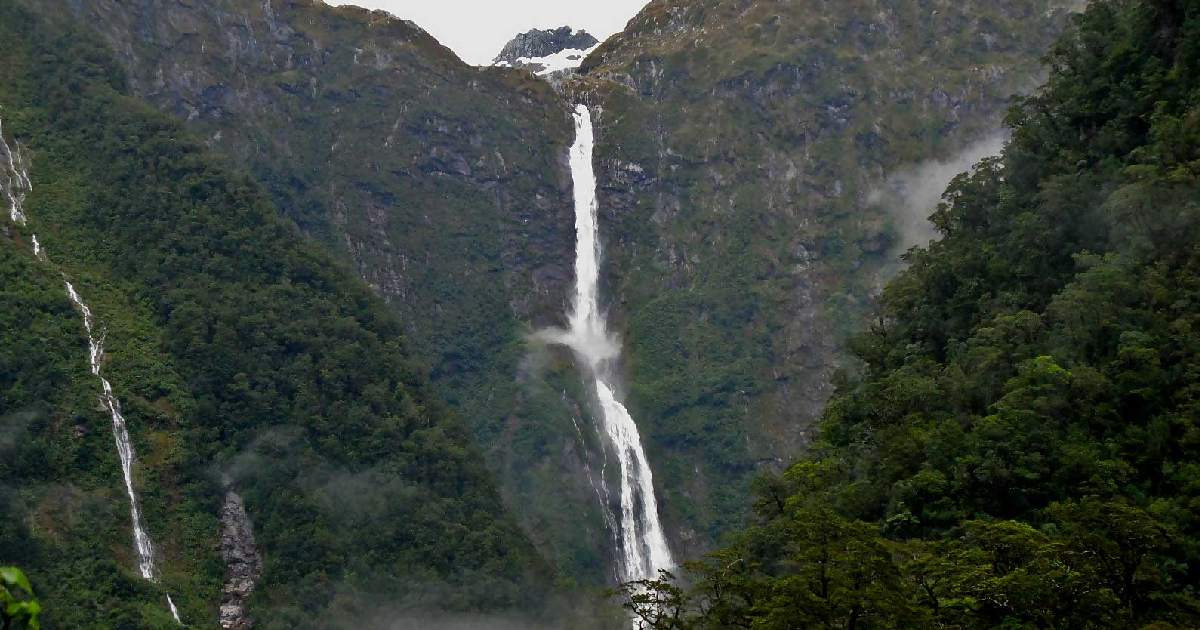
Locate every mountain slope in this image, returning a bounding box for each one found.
[0,2,558,626]
[11,0,1087,596]
[20,0,628,585]
[623,0,1200,626]
[568,0,1078,550]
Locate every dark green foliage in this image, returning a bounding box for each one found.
[573,0,1075,547]
[621,0,1200,626]
[0,2,554,626]
[21,0,617,585]
[0,566,40,630]
[0,564,41,628]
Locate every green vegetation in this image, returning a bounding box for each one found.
[574,0,1075,548]
[28,0,1083,588]
[1,567,41,629]
[20,0,623,585]
[0,2,557,626]
[617,0,1200,626]
[9,0,1196,624]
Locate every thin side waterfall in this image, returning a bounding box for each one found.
[0,117,30,225]
[64,281,160,581]
[1,117,181,625]
[66,278,182,625]
[541,105,674,583]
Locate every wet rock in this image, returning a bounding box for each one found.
[220,490,262,630]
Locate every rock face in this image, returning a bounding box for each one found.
[31,0,576,331]
[220,491,262,630]
[493,26,598,66]
[566,0,1079,554]
[29,0,613,587]
[494,27,600,79]
[27,0,1081,596]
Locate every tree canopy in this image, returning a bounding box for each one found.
[621,0,1200,627]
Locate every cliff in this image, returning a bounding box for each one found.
[568,0,1077,550]
[23,0,621,586]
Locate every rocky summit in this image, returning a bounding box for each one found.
[493,25,599,65]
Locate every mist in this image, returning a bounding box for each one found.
[871,131,1009,254]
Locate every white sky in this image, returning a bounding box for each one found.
[325,0,650,65]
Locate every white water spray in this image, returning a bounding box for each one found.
[0,117,30,225]
[542,105,673,583]
[2,116,181,624]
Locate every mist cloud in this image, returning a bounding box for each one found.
[871,131,1009,254]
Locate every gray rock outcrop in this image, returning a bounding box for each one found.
[493,26,598,65]
[220,490,262,629]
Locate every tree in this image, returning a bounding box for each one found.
[616,569,692,630]
[0,567,40,630]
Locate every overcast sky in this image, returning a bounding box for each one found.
[325,0,649,65]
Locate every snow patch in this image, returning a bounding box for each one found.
[502,44,599,76]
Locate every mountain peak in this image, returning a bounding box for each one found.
[492,26,599,76]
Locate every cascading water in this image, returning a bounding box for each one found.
[0,117,30,225]
[66,277,182,624]
[2,117,181,624]
[64,281,160,581]
[542,105,674,584]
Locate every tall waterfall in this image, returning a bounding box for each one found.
[544,105,673,583]
[1,117,181,624]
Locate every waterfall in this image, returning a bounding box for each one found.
[64,281,160,581]
[64,280,181,623]
[64,268,182,627]
[0,117,30,225]
[569,413,620,537]
[542,105,674,583]
[2,117,181,624]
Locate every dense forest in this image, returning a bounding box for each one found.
[0,0,1088,614]
[4,0,1199,626]
[0,2,582,627]
[574,0,1074,551]
[620,0,1200,627]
